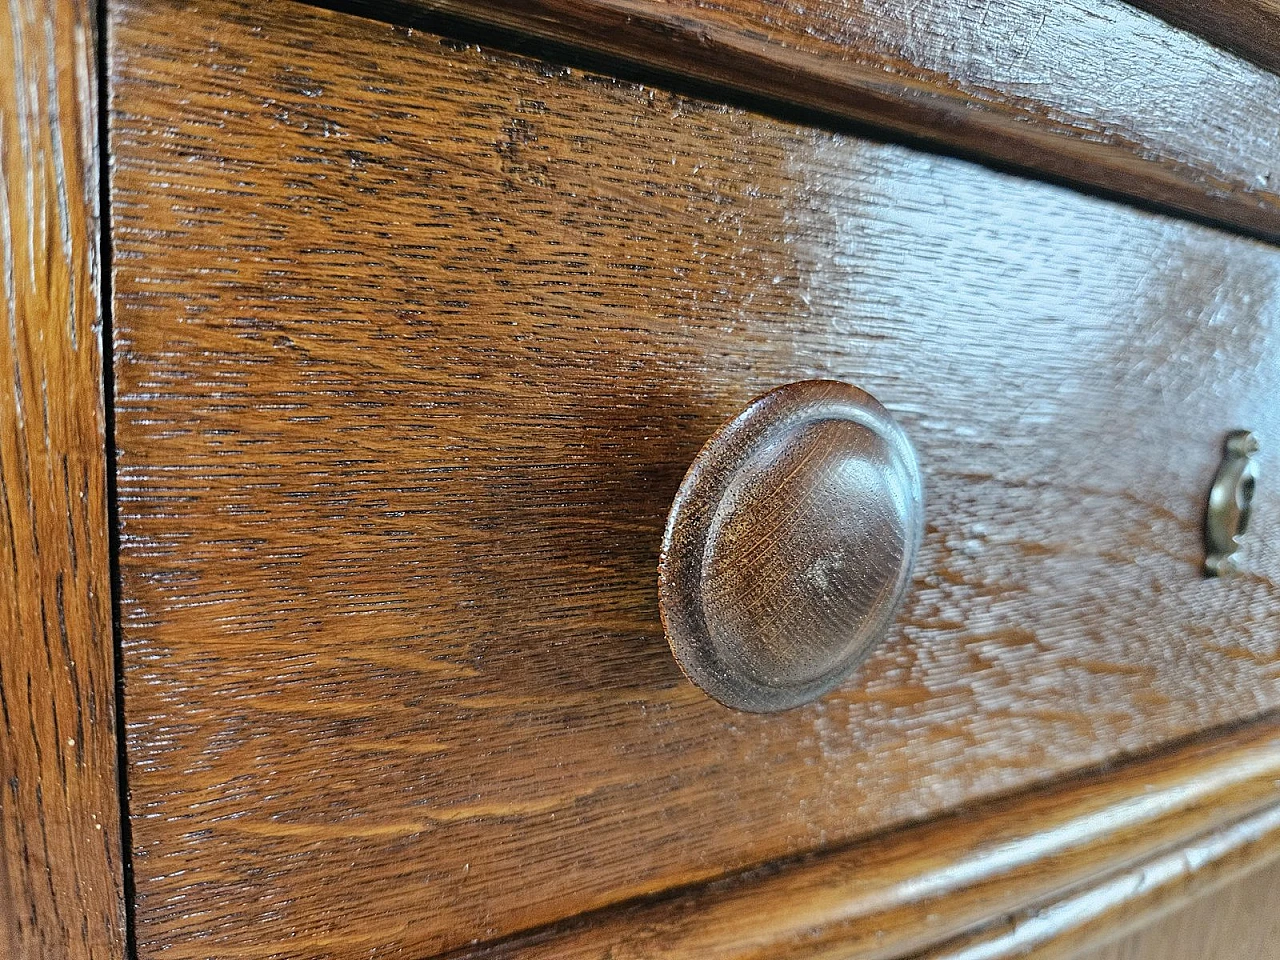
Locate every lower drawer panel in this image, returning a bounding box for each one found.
[108,1,1280,957]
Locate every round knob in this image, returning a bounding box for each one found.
[658,380,923,712]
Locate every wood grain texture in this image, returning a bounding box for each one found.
[0,1,126,958]
[1076,853,1280,960]
[108,1,1280,957]
[1125,0,1280,75]
[359,0,1280,241]
[917,803,1280,960]
[465,718,1280,960]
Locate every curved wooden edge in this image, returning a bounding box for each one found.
[0,1,127,958]
[920,803,1280,960]
[451,715,1280,960]
[1125,0,1280,75]
[326,0,1280,243]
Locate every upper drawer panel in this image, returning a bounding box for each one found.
[109,1,1280,958]
[393,0,1280,240]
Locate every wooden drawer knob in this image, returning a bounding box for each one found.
[659,381,924,712]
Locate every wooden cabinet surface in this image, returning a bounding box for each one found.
[100,2,1280,958]
[361,0,1280,239]
[4,0,1280,958]
[1,2,126,959]
[1079,857,1280,960]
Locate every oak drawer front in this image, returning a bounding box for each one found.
[109,1,1280,957]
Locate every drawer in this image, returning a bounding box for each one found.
[108,1,1280,958]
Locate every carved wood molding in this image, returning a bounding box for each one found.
[459,716,1280,960]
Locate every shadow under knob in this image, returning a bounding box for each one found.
[658,380,923,712]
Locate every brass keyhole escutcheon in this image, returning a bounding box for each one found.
[1204,430,1259,577]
